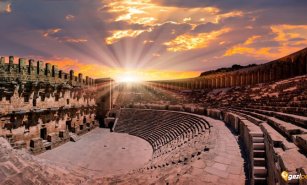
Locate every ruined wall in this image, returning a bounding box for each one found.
[149,48,307,90]
[0,56,98,150]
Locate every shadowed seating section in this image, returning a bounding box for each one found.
[115,109,211,151]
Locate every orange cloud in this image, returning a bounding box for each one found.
[43,28,61,37]
[243,35,261,45]
[271,24,307,44]
[0,2,11,14]
[102,0,242,44]
[224,25,307,59]
[64,38,87,43]
[164,28,231,52]
[106,29,148,44]
[103,0,240,26]
[42,28,87,43]
[225,47,272,57]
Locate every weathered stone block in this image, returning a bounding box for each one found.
[0,57,5,65]
[59,130,69,141]
[30,138,43,148]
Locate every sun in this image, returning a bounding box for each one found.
[116,72,141,83]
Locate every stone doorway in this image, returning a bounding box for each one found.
[40,127,47,140]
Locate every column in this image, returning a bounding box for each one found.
[45,63,51,76]
[59,70,63,79]
[236,74,240,86]
[0,57,5,65]
[37,61,44,75]
[52,65,58,77]
[18,58,26,74]
[78,73,83,83]
[8,56,14,72]
[70,70,74,81]
[28,59,34,75]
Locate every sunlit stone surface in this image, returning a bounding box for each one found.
[38,128,153,176]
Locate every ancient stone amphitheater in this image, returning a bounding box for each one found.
[1,49,307,185]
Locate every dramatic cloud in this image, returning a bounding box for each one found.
[225,24,307,59]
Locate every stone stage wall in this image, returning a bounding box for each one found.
[0,56,98,154]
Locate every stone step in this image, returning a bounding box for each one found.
[69,133,80,142]
[254,158,266,166]
[253,150,265,158]
[254,177,267,184]
[253,166,267,175]
[252,137,264,143]
[250,132,264,137]
[253,143,265,150]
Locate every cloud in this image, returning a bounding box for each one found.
[0,1,11,14]
[102,0,242,45]
[105,29,149,44]
[193,22,222,33]
[64,38,87,43]
[155,0,307,12]
[65,14,75,21]
[42,28,87,43]
[43,28,62,37]
[102,0,222,26]
[164,28,230,52]
[224,24,307,59]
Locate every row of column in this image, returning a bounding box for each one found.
[154,58,307,90]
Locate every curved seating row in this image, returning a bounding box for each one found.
[115,109,211,152]
[207,108,307,185]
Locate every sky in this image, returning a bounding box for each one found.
[0,0,306,81]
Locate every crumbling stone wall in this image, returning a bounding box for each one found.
[0,56,98,152]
